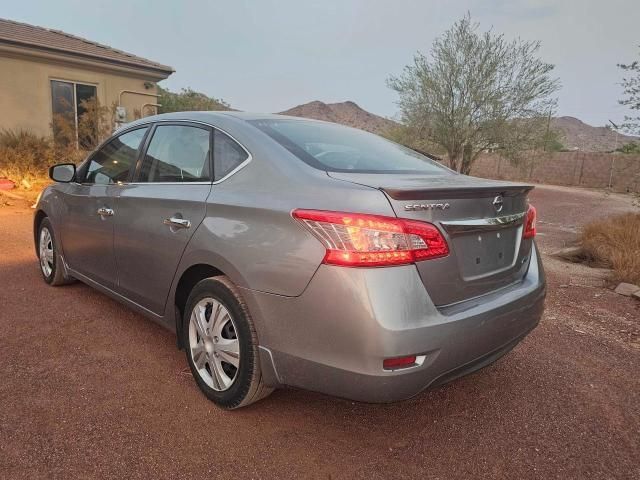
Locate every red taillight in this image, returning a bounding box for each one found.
[292,209,449,267]
[383,355,417,370]
[523,204,537,239]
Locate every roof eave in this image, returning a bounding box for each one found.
[0,39,174,79]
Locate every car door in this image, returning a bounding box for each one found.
[113,122,213,315]
[60,127,148,289]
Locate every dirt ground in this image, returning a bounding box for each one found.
[0,185,638,479]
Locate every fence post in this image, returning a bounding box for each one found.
[578,153,585,185]
[528,152,535,180]
[608,156,615,189]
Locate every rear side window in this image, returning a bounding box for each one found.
[83,127,148,184]
[138,125,211,182]
[249,119,450,175]
[213,129,249,181]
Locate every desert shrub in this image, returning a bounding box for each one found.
[616,142,640,154]
[158,86,231,113]
[572,213,640,285]
[77,97,116,149]
[0,96,115,189]
[0,129,85,189]
[52,96,115,150]
[0,129,54,188]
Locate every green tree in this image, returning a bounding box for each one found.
[158,86,231,113]
[618,47,640,135]
[383,124,446,158]
[388,14,560,174]
[616,141,640,154]
[538,124,565,152]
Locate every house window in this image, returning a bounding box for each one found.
[51,80,98,148]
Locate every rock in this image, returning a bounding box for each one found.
[552,246,583,258]
[614,283,640,297]
[0,178,15,190]
[633,290,640,302]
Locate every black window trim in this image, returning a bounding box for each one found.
[211,127,252,184]
[74,119,253,186]
[131,121,214,184]
[75,125,151,185]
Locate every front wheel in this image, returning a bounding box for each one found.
[37,217,74,286]
[182,276,273,409]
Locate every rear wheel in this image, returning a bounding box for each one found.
[182,276,273,409]
[38,218,74,286]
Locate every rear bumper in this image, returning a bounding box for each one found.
[243,244,546,403]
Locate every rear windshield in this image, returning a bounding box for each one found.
[249,119,451,174]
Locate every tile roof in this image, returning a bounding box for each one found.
[0,18,174,75]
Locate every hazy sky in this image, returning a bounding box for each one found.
[3,0,639,126]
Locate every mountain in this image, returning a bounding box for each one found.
[278,100,398,135]
[279,103,638,153]
[551,116,638,152]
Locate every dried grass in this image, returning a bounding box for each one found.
[0,97,113,190]
[0,129,85,190]
[576,213,640,285]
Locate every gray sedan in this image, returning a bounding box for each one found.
[35,112,545,409]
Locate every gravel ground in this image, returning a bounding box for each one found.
[0,185,638,479]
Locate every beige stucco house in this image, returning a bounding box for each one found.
[0,18,174,140]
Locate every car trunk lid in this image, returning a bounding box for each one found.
[327,172,535,306]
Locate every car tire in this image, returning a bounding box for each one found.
[182,276,273,409]
[37,217,75,286]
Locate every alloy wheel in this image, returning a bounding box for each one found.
[188,298,240,391]
[39,227,54,277]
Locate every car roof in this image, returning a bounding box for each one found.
[123,110,332,129]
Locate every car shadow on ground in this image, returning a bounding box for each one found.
[3,256,527,425]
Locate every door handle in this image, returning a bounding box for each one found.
[163,217,191,229]
[97,207,114,217]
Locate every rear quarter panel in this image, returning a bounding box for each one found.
[179,164,395,297]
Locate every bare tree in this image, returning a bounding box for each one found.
[388,14,560,174]
[618,47,640,135]
[51,96,115,150]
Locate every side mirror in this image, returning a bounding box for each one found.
[49,163,76,183]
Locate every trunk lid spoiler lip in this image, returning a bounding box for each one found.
[382,184,534,200]
[324,171,534,200]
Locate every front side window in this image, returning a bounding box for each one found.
[138,125,211,182]
[249,119,451,175]
[51,80,98,148]
[83,128,148,184]
[213,129,249,181]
